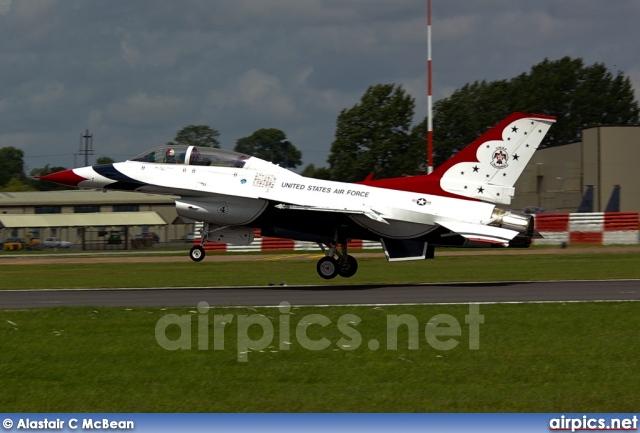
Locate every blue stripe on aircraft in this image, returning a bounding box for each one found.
[93,164,146,191]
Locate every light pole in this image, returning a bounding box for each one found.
[280,139,290,169]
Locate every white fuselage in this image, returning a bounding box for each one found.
[74,156,497,240]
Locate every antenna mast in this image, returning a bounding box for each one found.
[427,0,434,174]
[79,129,94,166]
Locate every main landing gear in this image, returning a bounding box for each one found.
[190,223,358,280]
[316,241,358,279]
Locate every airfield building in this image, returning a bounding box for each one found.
[511,125,640,213]
[1,125,639,249]
[0,190,190,249]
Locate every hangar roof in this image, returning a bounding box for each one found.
[0,190,175,207]
[0,212,166,229]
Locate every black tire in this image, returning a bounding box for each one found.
[337,255,358,278]
[190,246,206,262]
[317,257,338,279]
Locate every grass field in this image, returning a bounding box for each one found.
[1,302,638,412]
[2,248,640,289]
[1,248,639,412]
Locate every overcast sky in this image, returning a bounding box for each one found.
[2,0,640,173]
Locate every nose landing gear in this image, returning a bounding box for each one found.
[190,245,206,262]
[189,223,231,262]
[189,223,209,262]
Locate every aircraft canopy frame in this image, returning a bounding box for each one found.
[130,145,249,168]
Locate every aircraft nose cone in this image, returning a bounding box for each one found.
[38,169,87,187]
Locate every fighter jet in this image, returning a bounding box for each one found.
[41,112,555,279]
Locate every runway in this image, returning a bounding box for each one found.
[1,279,639,309]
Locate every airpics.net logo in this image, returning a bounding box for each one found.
[155,302,484,362]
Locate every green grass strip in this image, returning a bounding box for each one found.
[1,302,638,412]
[1,251,640,289]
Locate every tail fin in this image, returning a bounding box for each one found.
[359,112,556,205]
[604,185,621,212]
[577,185,595,212]
[433,112,556,204]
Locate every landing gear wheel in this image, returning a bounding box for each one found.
[337,255,358,278]
[190,246,206,262]
[317,257,338,279]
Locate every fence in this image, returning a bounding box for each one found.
[193,226,380,253]
[533,212,639,245]
[193,212,640,252]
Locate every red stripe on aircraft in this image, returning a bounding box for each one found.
[38,169,87,187]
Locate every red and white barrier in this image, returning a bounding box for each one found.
[193,228,380,253]
[193,212,639,252]
[534,212,639,245]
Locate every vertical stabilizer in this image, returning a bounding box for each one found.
[604,185,621,212]
[433,112,556,205]
[358,112,556,205]
[577,185,594,213]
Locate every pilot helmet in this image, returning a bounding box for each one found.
[166,148,175,157]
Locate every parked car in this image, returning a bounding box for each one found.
[25,236,42,250]
[42,237,72,248]
[2,237,25,251]
[107,233,122,244]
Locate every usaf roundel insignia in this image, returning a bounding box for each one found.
[490,146,509,169]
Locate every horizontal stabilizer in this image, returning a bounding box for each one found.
[437,220,518,246]
[381,238,433,262]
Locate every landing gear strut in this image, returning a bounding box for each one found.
[316,241,358,279]
[189,223,231,262]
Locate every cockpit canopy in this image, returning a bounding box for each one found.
[130,145,249,169]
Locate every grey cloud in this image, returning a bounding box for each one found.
[1,0,639,172]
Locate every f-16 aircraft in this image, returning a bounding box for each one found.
[42,112,555,279]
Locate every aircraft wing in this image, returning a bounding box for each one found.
[274,203,389,224]
[274,202,518,246]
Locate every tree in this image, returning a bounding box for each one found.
[430,57,639,167]
[300,163,332,180]
[170,125,220,148]
[0,178,36,192]
[234,128,302,169]
[0,146,26,187]
[30,165,68,178]
[96,156,115,165]
[328,84,422,182]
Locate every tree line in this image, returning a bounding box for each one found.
[0,149,115,192]
[2,56,638,191]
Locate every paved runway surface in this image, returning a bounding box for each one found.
[1,280,639,309]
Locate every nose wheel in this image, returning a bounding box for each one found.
[316,241,358,279]
[190,222,208,262]
[190,245,205,262]
[189,223,231,262]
